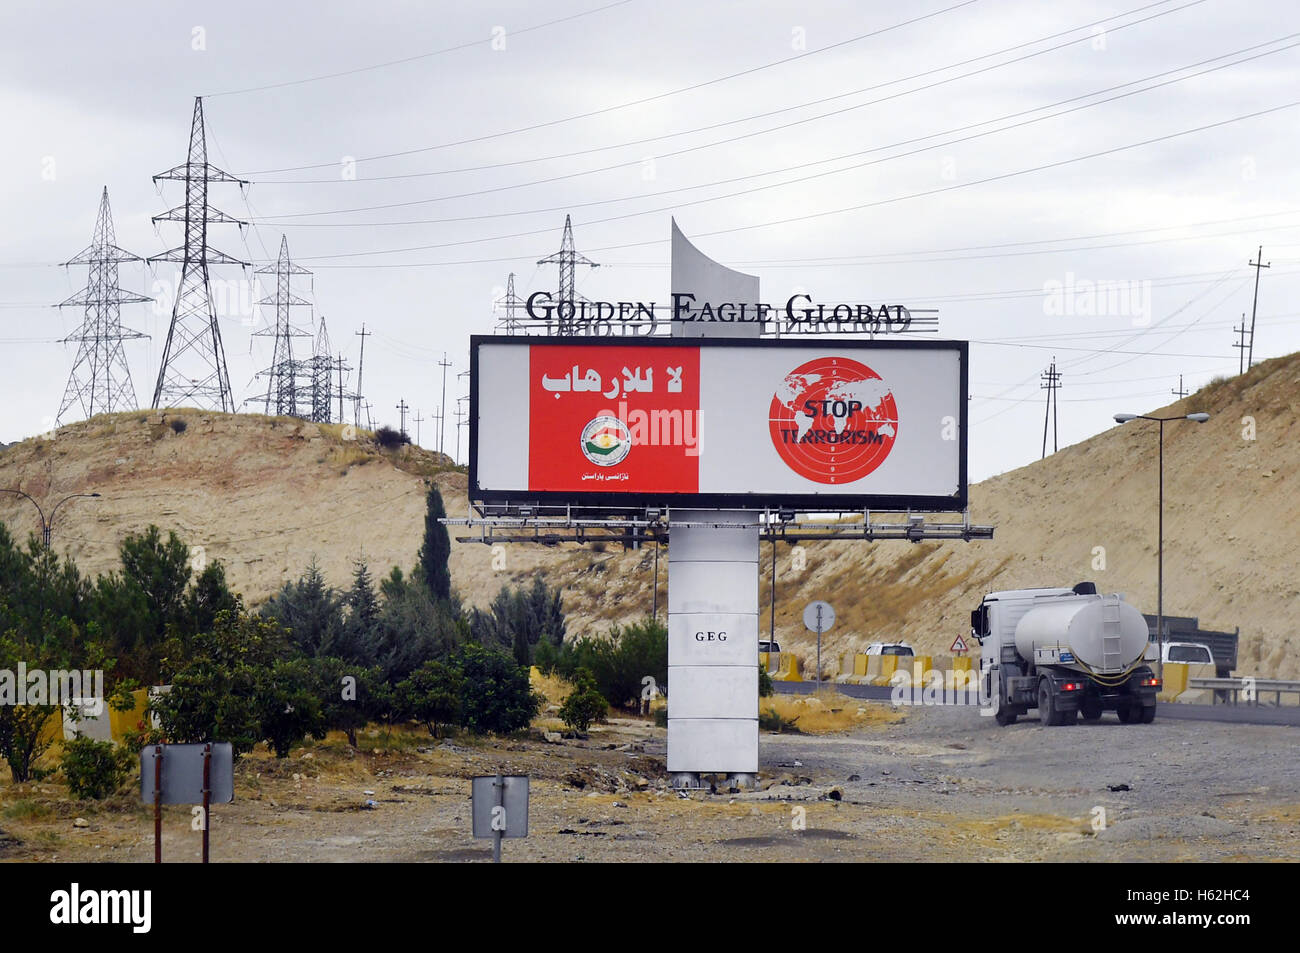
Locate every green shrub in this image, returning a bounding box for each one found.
[759,706,799,733]
[452,643,540,734]
[559,668,607,734]
[533,637,560,675]
[61,737,134,799]
[398,659,464,738]
[558,618,667,711]
[758,666,774,697]
[653,707,668,728]
[258,657,328,758]
[375,425,410,448]
[153,610,290,759]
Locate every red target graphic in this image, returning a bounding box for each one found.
[768,356,898,484]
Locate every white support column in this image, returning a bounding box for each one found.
[666,509,759,783]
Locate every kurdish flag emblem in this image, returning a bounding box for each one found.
[580,415,631,467]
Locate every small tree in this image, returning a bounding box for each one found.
[559,668,607,734]
[452,643,539,735]
[399,660,464,738]
[258,658,328,758]
[261,559,342,658]
[417,484,452,603]
[313,658,382,747]
[153,611,290,759]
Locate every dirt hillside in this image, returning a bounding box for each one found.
[1,352,1296,678]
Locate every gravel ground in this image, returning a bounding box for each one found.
[3,703,1297,863]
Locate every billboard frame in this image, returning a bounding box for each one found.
[468,334,969,513]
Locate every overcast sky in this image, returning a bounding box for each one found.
[2,0,1297,484]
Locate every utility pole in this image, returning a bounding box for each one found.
[363,401,374,431]
[1171,374,1187,400]
[1233,315,1249,376]
[336,354,346,424]
[455,404,467,465]
[1040,358,1061,459]
[150,97,248,412]
[397,399,409,439]
[1246,246,1270,370]
[413,410,424,446]
[437,354,452,455]
[353,324,371,427]
[538,215,598,334]
[56,187,150,424]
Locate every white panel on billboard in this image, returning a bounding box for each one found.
[473,342,530,492]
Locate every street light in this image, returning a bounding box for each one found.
[1111,412,1210,677]
[0,489,101,547]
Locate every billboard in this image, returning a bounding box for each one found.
[470,335,968,511]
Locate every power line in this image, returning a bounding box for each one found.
[207,0,639,99]
[284,100,1300,263]
[244,0,983,173]
[258,32,1299,226]
[251,0,1221,219]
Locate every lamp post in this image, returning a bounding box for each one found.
[0,489,102,547]
[1112,412,1210,677]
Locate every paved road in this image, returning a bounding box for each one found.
[772,679,1300,727]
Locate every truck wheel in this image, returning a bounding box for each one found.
[1038,681,1063,726]
[1080,699,1102,722]
[1139,704,1156,724]
[1117,702,1137,723]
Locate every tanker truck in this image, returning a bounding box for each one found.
[970,582,1161,726]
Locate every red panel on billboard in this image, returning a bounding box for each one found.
[527,344,701,494]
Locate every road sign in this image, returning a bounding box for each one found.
[803,601,834,685]
[140,743,234,805]
[803,601,835,632]
[950,633,969,654]
[140,742,233,864]
[472,773,529,862]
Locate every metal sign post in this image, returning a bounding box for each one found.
[803,600,836,685]
[152,745,162,864]
[140,742,234,863]
[201,743,212,864]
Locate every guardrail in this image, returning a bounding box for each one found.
[1188,677,1300,706]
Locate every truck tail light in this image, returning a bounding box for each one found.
[1141,677,1160,687]
[1061,682,1081,691]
